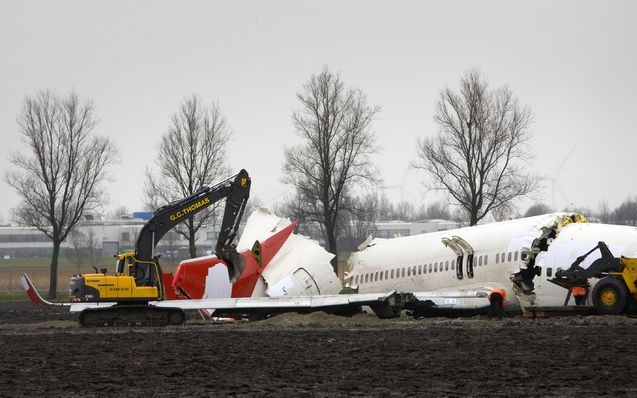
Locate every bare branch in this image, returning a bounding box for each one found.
[5,89,118,298]
[413,70,537,225]
[143,95,231,258]
[280,66,381,270]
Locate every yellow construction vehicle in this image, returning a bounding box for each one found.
[69,169,251,326]
[550,241,637,314]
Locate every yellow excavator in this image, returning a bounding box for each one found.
[69,169,251,326]
[550,241,637,314]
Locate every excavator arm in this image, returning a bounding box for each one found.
[134,169,251,282]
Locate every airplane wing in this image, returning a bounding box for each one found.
[151,291,395,311]
[22,273,395,316]
[22,273,501,319]
[21,274,74,308]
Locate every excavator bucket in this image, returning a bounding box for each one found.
[224,250,246,283]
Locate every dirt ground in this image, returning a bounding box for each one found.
[1,301,636,397]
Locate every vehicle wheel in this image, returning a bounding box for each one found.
[168,309,185,325]
[592,278,629,315]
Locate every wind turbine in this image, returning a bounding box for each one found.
[545,145,576,210]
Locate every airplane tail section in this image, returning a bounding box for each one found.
[231,222,298,297]
[251,221,298,272]
[162,273,178,300]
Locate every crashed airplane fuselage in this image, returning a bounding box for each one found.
[173,208,342,303]
[347,213,637,313]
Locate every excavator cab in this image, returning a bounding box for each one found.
[115,253,163,294]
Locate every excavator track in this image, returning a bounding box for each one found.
[78,305,185,327]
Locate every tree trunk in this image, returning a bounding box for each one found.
[326,227,338,274]
[187,217,197,258]
[469,206,479,226]
[188,237,197,258]
[48,240,61,299]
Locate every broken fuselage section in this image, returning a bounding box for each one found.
[346,213,630,314]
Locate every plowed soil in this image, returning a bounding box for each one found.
[1,301,636,397]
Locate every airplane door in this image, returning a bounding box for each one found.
[292,268,321,295]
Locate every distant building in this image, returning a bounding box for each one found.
[337,219,460,252]
[0,213,223,259]
[374,219,459,238]
[0,212,461,260]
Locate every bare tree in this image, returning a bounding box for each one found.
[414,201,452,220]
[596,199,612,224]
[612,196,637,226]
[414,70,536,225]
[523,203,553,218]
[492,202,520,221]
[109,205,130,220]
[340,193,379,250]
[69,226,99,267]
[393,201,415,222]
[5,90,117,298]
[144,95,231,258]
[282,66,380,271]
[70,227,86,267]
[377,195,395,221]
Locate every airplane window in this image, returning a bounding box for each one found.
[495,253,499,263]
[407,267,411,276]
[434,262,438,272]
[391,269,394,279]
[364,274,368,283]
[514,251,518,261]
[445,261,449,271]
[484,255,488,265]
[537,267,542,276]
[354,275,359,285]
[402,268,406,277]
[413,266,417,275]
[418,265,422,275]
[429,264,432,273]
[375,272,379,282]
[451,259,455,270]
[521,251,528,261]
[385,270,389,280]
[467,254,474,278]
[508,252,512,262]
[547,267,553,277]
[379,271,383,281]
[478,256,483,266]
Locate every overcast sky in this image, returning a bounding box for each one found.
[1,0,636,221]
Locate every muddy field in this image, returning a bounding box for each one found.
[1,301,636,397]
